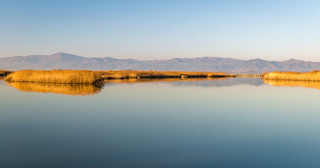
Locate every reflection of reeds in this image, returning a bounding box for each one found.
[5,70,103,84]
[104,77,229,84]
[264,79,320,90]
[263,70,320,81]
[5,82,102,96]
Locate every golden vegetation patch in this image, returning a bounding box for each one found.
[4,70,103,84]
[263,70,320,81]
[3,70,233,85]
[5,82,102,96]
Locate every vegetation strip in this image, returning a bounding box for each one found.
[4,70,104,85]
[4,70,320,84]
[263,70,320,81]
[4,70,234,84]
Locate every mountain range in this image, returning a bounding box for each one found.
[1,52,320,73]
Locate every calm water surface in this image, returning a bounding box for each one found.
[1,78,320,168]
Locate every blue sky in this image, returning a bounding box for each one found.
[0,0,320,61]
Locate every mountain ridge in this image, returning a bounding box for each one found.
[1,52,320,73]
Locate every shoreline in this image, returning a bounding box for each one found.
[2,70,320,84]
[3,70,235,84]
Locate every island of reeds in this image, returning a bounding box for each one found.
[263,70,320,81]
[3,70,234,84]
[4,69,320,86]
[4,70,104,85]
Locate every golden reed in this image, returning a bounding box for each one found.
[3,70,232,85]
[4,70,103,84]
[263,70,320,81]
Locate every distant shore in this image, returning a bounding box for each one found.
[2,70,320,84]
[3,70,234,84]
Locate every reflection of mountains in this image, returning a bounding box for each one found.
[5,82,102,96]
[170,78,264,87]
[264,80,320,90]
[105,78,225,84]
[105,78,265,88]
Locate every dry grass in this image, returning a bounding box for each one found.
[264,79,320,90]
[3,70,232,85]
[97,70,232,79]
[4,70,103,84]
[5,82,101,96]
[263,70,320,81]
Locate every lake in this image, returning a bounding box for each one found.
[1,78,320,168]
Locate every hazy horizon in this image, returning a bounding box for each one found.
[1,0,320,61]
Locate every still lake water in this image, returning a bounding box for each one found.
[1,78,320,168]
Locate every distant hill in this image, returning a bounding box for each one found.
[1,52,320,73]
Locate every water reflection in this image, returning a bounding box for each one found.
[4,78,320,96]
[264,79,320,90]
[1,78,320,168]
[105,77,265,88]
[104,77,229,85]
[170,77,264,87]
[4,78,261,96]
[5,82,102,96]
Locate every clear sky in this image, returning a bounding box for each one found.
[0,0,320,61]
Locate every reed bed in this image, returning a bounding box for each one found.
[264,79,320,90]
[5,82,102,96]
[98,70,232,79]
[263,70,320,81]
[3,70,232,85]
[4,70,103,84]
